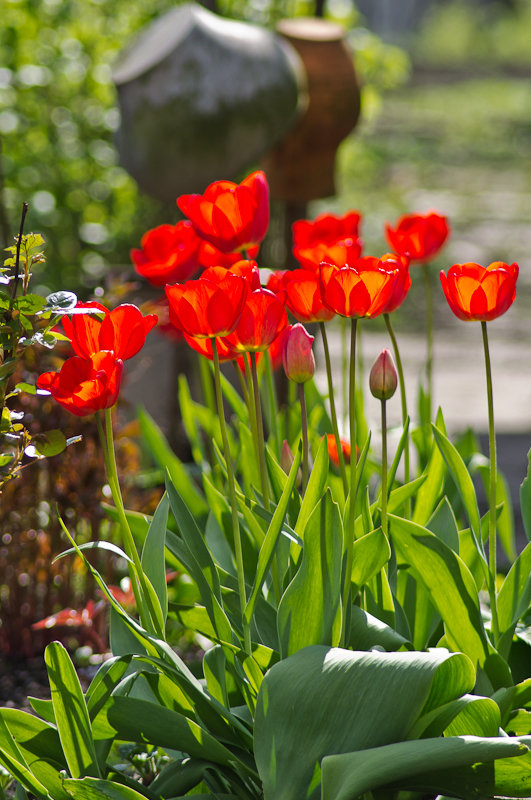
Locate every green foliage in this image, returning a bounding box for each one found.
[413,0,531,70]
[1,0,175,291]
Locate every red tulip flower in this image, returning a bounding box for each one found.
[282,269,335,323]
[326,434,352,467]
[216,259,262,291]
[130,221,202,287]
[357,253,411,314]
[37,351,123,417]
[223,288,288,352]
[62,303,158,361]
[319,261,397,319]
[177,170,269,255]
[385,212,449,263]
[440,261,519,322]
[166,271,249,338]
[293,211,363,271]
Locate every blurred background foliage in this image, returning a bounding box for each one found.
[1,0,530,294]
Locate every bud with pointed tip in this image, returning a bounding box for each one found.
[282,323,315,383]
[369,349,397,400]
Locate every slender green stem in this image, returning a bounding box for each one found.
[384,313,410,509]
[199,352,216,417]
[264,352,281,459]
[481,321,500,643]
[211,338,251,653]
[340,316,348,428]
[422,262,434,421]
[99,409,160,636]
[298,382,309,494]
[250,351,271,511]
[341,317,358,646]
[380,399,388,543]
[242,353,258,447]
[320,322,348,496]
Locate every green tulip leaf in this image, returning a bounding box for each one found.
[254,645,474,800]
[278,490,343,657]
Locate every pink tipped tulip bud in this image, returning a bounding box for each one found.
[282,323,315,383]
[369,349,398,401]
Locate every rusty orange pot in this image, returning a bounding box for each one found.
[263,17,362,203]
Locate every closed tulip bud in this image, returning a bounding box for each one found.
[282,323,315,383]
[369,349,397,400]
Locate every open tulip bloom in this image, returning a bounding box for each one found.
[37,350,123,417]
[440,261,518,321]
[292,210,363,270]
[62,302,158,361]
[177,170,269,255]
[385,211,449,263]
[165,270,249,338]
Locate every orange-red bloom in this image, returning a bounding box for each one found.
[37,351,123,417]
[62,303,157,361]
[293,211,362,271]
[326,434,351,467]
[282,269,335,323]
[130,221,202,287]
[165,271,249,338]
[440,261,519,322]
[319,261,397,319]
[358,253,411,314]
[385,212,449,263]
[222,288,288,353]
[177,170,269,254]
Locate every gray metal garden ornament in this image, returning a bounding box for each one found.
[113,3,305,202]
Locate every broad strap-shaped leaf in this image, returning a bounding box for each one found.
[348,605,411,651]
[432,424,482,547]
[294,435,329,540]
[99,695,255,776]
[0,713,51,798]
[413,409,447,526]
[427,496,460,552]
[45,642,101,779]
[350,527,390,591]
[254,645,472,800]
[141,492,169,626]
[85,656,132,721]
[166,479,234,644]
[389,514,494,673]
[245,446,301,625]
[62,776,151,799]
[497,541,531,657]
[0,708,68,798]
[277,490,343,657]
[321,735,528,800]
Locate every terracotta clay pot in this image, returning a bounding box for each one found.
[262,18,362,203]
